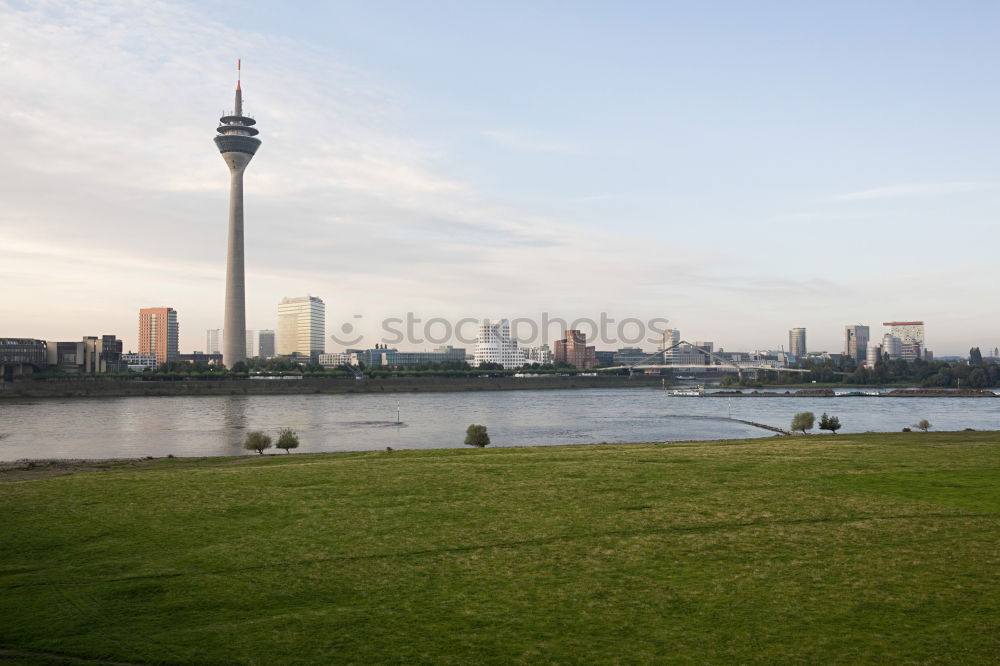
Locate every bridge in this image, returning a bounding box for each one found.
[596,340,811,379]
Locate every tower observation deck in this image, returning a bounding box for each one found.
[215,61,261,368]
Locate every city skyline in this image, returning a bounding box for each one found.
[2,2,999,355]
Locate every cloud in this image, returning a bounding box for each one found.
[831,181,1000,201]
[477,129,582,154]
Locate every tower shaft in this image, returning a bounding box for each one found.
[223,155,250,366]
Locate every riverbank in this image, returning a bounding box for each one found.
[0,374,663,399]
[1,431,997,664]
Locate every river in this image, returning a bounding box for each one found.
[1,388,998,460]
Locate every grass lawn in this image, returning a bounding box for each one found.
[1,432,998,664]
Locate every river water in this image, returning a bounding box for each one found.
[1,388,998,460]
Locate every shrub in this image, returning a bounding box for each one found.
[464,424,490,448]
[914,419,932,432]
[902,427,912,432]
[243,431,272,455]
[276,428,299,454]
[790,412,815,434]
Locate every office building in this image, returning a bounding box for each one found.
[277,296,326,361]
[843,325,870,364]
[122,352,158,371]
[0,338,48,380]
[138,307,178,366]
[257,330,275,358]
[474,320,526,369]
[382,346,467,367]
[882,334,902,360]
[883,321,924,346]
[613,347,649,366]
[215,61,262,368]
[595,350,616,366]
[177,352,223,365]
[553,330,597,369]
[789,328,807,360]
[525,344,553,365]
[206,329,222,355]
[245,330,256,358]
[45,335,123,373]
[318,352,355,368]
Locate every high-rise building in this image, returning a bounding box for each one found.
[138,307,178,366]
[883,321,924,345]
[843,325,870,364]
[883,321,924,361]
[257,330,275,358]
[789,328,807,360]
[206,329,222,355]
[473,319,526,369]
[277,296,325,360]
[553,330,597,369]
[215,60,262,368]
[245,330,256,358]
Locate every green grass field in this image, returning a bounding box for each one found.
[1,432,998,664]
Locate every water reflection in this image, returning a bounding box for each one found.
[220,395,249,454]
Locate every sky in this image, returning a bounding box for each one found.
[1,0,998,355]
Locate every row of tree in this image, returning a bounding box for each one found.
[724,351,1000,388]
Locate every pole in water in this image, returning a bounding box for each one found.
[396,401,400,424]
[728,398,732,419]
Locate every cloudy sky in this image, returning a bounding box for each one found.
[2,0,998,355]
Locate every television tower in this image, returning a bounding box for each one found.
[214,60,261,368]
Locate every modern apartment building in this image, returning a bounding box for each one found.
[138,307,178,366]
[474,320,526,369]
[277,296,325,360]
[788,328,807,360]
[843,325,870,364]
[553,330,597,369]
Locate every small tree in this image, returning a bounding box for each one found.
[464,424,490,448]
[276,428,299,454]
[818,413,841,434]
[915,419,932,432]
[791,411,815,434]
[243,430,272,455]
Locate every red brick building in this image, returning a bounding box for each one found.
[553,330,597,369]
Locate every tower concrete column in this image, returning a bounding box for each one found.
[214,63,261,368]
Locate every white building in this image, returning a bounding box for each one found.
[277,296,326,359]
[882,334,902,360]
[525,344,553,365]
[318,352,354,368]
[867,343,882,367]
[474,320,526,369]
[121,352,158,371]
[206,329,222,355]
